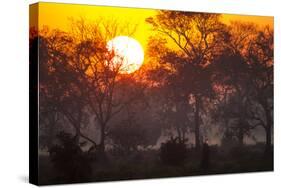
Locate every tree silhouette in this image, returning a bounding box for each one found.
[31,10,274,183]
[146,11,227,149]
[211,22,273,149]
[248,26,273,153]
[39,18,145,156]
[38,28,96,148]
[211,51,256,146]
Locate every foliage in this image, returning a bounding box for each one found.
[109,119,149,154]
[31,11,274,183]
[146,11,228,149]
[160,137,188,165]
[49,132,94,182]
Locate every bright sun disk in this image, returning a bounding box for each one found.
[106,36,144,74]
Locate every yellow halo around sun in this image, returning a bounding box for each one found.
[106,36,144,74]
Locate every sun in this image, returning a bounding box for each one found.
[106,36,144,74]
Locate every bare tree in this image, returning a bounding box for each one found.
[67,18,144,154]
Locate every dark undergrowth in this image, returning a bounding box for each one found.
[38,144,273,185]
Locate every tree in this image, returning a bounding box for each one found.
[66,18,145,154]
[37,18,147,158]
[109,112,149,154]
[37,28,96,149]
[158,96,192,143]
[210,22,273,149]
[247,26,273,153]
[107,75,155,153]
[210,22,260,146]
[146,11,227,149]
[211,51,256,146]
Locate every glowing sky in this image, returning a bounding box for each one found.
[30,2,273,53]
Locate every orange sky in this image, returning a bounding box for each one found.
[30,2,273,57]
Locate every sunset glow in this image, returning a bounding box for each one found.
[30,3,274,184]
[30,2,273,59]
[107,36,144,74]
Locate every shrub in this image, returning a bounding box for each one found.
[160,137,187,165]
[49,132,93,182]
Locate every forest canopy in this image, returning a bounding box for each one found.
[30,3,273,184]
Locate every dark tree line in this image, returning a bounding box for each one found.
[31,14,273,155]
[30,11,273,183]
[32,13,273,155]
[33,20,149,158]
[146,11,273,153]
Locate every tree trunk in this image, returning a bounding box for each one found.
[265,126,272,153]
[238,125,244,146]
[265,109,272,154]
[74,128,81,145]
[99,123,106,153]
[194,94,201,150]
[176,126,182,142]
[261,99,273,154]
